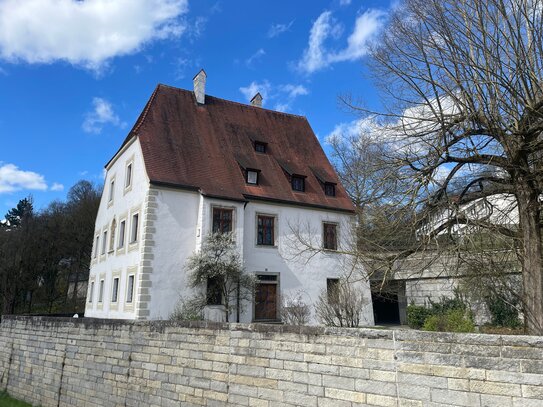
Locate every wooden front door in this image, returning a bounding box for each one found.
[255,283,277,320]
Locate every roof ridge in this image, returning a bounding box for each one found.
[157,83,308,120]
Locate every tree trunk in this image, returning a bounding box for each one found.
[516,182,543,334]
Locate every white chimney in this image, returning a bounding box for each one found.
[193,69,207,104]
[250,92,263,108]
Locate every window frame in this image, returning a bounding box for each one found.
[101,230,108,255]
[108,178,115,204]
[94,235,100,258]
[130,213,139,244]
[126,274,135,304]
[291,175,305,192]
[88,280,95,303]
[98,279,104,303]
[125,162,133,189]
[327,278,340,303]
[254,141,267,153]
[256,214,276,246]
[323,222,338,251]
[324,183,336,197]
[212,206,234,234]
[246,169,259,185]
[206,276,223,306]
[118,219,126,249]
[111,277,119,303]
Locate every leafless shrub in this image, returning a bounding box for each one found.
[169,296,205,321]
[280,291,311,326]
[314,280,368,327]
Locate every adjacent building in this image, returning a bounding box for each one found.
[85,70,373,324]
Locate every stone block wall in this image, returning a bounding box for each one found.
[1,316,543,406]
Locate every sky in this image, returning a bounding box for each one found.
[0,0,393,213]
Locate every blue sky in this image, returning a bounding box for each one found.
[0,0,392,213]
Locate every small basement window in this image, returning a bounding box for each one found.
[254,141,267,153]
[291,176,305,192]
[247,170,259,185]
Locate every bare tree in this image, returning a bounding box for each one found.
[348,0,543,333]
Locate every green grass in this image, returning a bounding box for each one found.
[0,392,33,407]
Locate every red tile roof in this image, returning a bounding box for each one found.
[118,84,355,213]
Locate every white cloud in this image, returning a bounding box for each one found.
[82,97,125,134]
[239,80,272,102]
[297,11,336,74]
[51,183,64,192]
[0,163,47,193]
[280,84,309,99]
[245,48,266,68]
[297,9,386,74]
[339,0,352,5]
[326,117,381,144]
[0,0,188,72]
[239,81,309,112]
[267,21,294,38]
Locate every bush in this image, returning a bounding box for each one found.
[407,304,432,329]
[169,297,205,321]
[280,291,311,326]
[428,295,467,314]
[422,309,475,333]
[314,280,368,327]
[486,297,521,328]
[409,295,475,333]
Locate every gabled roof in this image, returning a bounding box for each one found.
[117,84,355,213]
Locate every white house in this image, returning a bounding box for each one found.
[417,193,518,238]
[85,70,373,324]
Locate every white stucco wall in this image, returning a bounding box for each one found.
[145,191,373,325]
[241,201,374,325]
[145,187,201,319]
[84,138,148,319]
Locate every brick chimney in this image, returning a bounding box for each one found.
[250,92,263,108]
[193,69,207,104]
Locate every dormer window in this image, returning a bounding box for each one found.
[291,176,305,192]
[324,183,336,197]
[247,170,259,185]
[255,141,267,153]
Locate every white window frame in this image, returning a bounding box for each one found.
[88,280,95,303]
[98,279,104,303]
[94,235,99,258]
[108,178,115,204]
[101,230,108,255]
[118,219,126,249]
[130,213,139,244]
[246,170,258,185]
[111,277,119,303]
[126,274,135,304]
[125,162,133,189]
